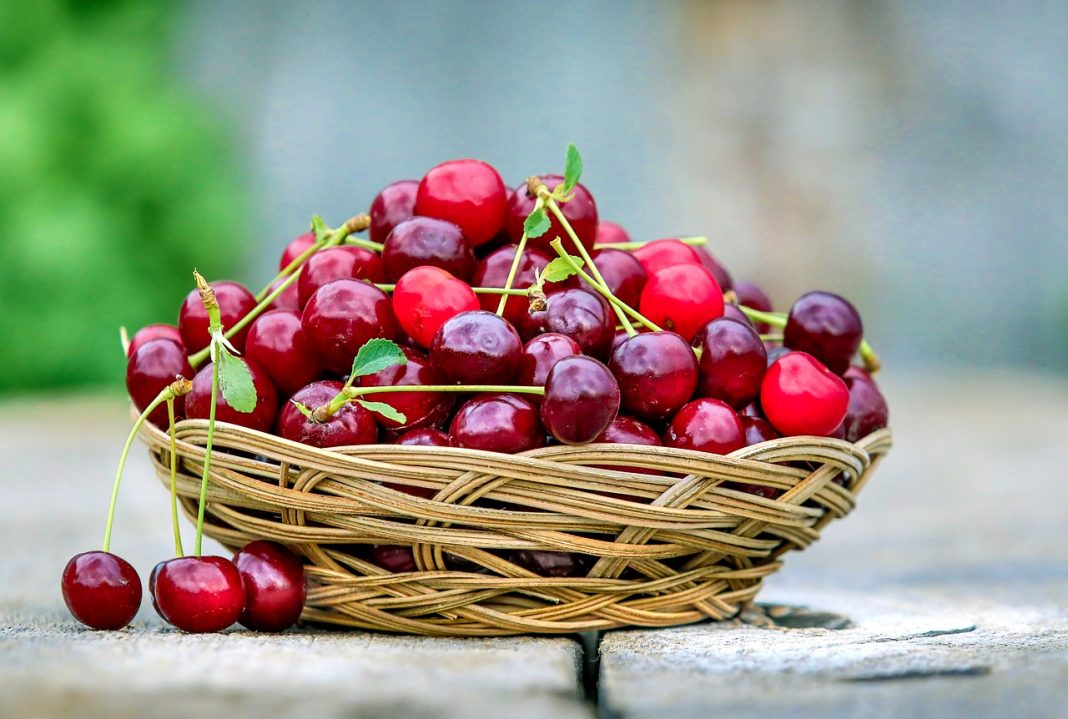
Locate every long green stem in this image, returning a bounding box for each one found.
[254,239,326,302]
[497,205,537,315]
[166,398,184,557]
[193,356,219,557]
[344,237,385,252]
[316,382,545,421]
[373,284,527,296]
[594,235,708,251]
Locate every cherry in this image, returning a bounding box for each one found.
[127,324,183,357]
[471,244,575,326]
[394,427,453,447]
[61,551,142,630]
[541,356,620,445]
[784,291,864,375]
[369,179,418,245]
[663,398,746,455]
[233,540,307,632]
[371,545,416,573]
[632,238,701,276]
[297,246,386,307]
[593,415,662,476]
[586,248,647,308]
[694,247,733,291]
[392,266,479,349]
[505,174,598,254]
[153,556,245,633]
[511,551,591,578]
[126,338,194,426]
[766,345,792,367]
[416,159,508,247]
[178,280,257,353]
[595,220,630,246]
[277,381,378,447]
[840,375,889,442]
[267,277,301,312]
[520,288,614,359]
[732,280,773,333]
[278,232,316,271]
[721,303,755,329]
[382,216,476,282]
[186,357,279,433]
[430,310,522,384]
[609,331,698,423]
[741,416,781,445]
[149,560,167,621]
[695,318,768,410]
[358,347,454,432]
[639,264,724,342]
[760,352,849,437]
[302,278,399,373]
[449,393,545,453]
[244,310,323,397]
[517,333,582,387]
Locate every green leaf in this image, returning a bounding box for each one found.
[351,338,407,378]
[541,255,584,283]
[290,400,313,419]
[356,399,407,424]
[217,349,257,413]
[310,215,331,243]
[562,144,583,193]
[524,207,551,238]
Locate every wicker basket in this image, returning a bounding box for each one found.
[139,417,891,636]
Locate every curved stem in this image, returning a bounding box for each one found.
[166,399,184,557]
[594,235,708,251]
[193,356,219,557]
[549,240,660,333]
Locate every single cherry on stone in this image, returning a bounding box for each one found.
[760,351,849,437]
[244,309,323,396]
[382,216,476,282]
[664,398,746,455]
[178,280,257,353]
[517,332,582,387]
[369,179,418,245]
[126,338,194,426]
[185,357,279,433]
[640,264,724,342]
[233,541,307,632]
[430,310,523,385]
[415,159,508,247]
[61,551,142,630]
[302,278,400,373]
[449,393,546,453]
[297,246,386,308]
[277,381,378,447]
[609,331,698,424]
[541,356,621,445]
[391,266,479,349]
[153,556,246,634]
[695,318,768,410]
[505,174,599,255]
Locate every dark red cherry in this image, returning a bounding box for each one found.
[233,541,307,632]
[760,352,849,437]
[609,332,698,423]
[741,416,781,446]
[449,393,546,453]
[185,358,279,433]
[394,428,453,447]
[267,277,301,312]
[127,324,183,357]
[358,347,454,432]
[369,179,418,245]
[392,266,480,349]
[371,545,416,573]
[276,380,378,447]
[593,416,662,476]
[471,244,575,326]
[126,338,194,426]
[297,246,386,308]
[430,310,522,384]
[694,247,733,291]
[640,264,724,342]
[511,551,591,578]
[178,280,257,354]
[153,556,245,633]
[244,310,323,396]
[542,356,620,445]
[586,248,647,308]
[279,232,316,271]
[784,291,864,375]
[301,278,399,373]
[416,159,508,247]
[732,280,773,333]
[664,398,745,455]
[382,216,476,282]
[720,303,755,329]
[61,551,142,630]
[595,221,630,246]
[841,375,889,442]
[505,174,598,255]
[520,288,614,359]
[517,333,582,387]
[149,560,167,621]
[696,318,768,410]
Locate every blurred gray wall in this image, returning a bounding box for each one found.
[176,0,1068,372]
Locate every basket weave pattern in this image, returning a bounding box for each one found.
[140,419,891,636]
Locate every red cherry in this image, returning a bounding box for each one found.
[279,232,316,271]
[593,415,662,476]
[244,310,323,396]
[664,398,745,455]
[394,428,453,447]
[185,358,279,433]
[471,244,575,326]
[449,394,545,453]
[841,375,889,442]
[639,264,724,342]
[511,551,591,578]
[178,280,257,354]
[631,239,701,276]
[585,248,647,308]
[234,541,307,632]
[383,216,476,282]
[783,291,864,376]
[126,338,193,426]
[369,179,418,245]
[127,324,183,357]
[415,159,508,247]
[541,356,620,445]
[505,174,598,255]
[695,318,768,410]
[517,333,582,387]
[609,332,698,423]
[694,248,733,291]
[276,380,378,447]
[430,310,523,384]
[741,416,781,446]
[153,556,245,633]
[297,246,386,308]
[61,551,142,630]
[267,277,301,312]
[357,347,454,432]
[760,352,849,437]
[371,545,417,573]
[391,267,479,348]
[595,221,630,246]
[301,278,399,373]
[520,288,614,359]
[732,280,773,333]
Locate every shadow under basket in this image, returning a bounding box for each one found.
[139,418,891,637]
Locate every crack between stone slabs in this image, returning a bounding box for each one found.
[866,624,979,643]
[840,665,993,682]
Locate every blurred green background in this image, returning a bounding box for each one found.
[1,0,1065,395]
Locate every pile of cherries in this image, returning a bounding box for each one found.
[63,149,889,632]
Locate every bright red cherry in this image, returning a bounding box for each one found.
[520,288,614,359]
[127,324,183,357]
[276,380,378,447]
[505,174,598,255]
[761,352,849,437]
[449,394,546,453]
[517,333,582,387]
[631,239,701,277]
[609,332,698,423]
[302,278,399,373]
[471,244,575,327]
[279,232,316,271]
[126,338,193,426]
[587,249,646,308]
[392,266,479,349]
[639,264,724,342]
[185,358,279,433]
[732,280,773,333]
[664,398,745,455]
[369,179,418,245]
[178,280,257,354]
[431,310,522,384]
[696,318,768,410]
[694,247,733,291]
[415,159,508,247]
[595,221,630,246]
[841,375,889,442]
[297,246,386,308]
[383,216,476,282]
[244,310,323,396]
[784,291,864,375]
[357,347,454,432]
[61,551,142,630]
[234,541,307,632]
[153,556,245,633]
[541,356,620,445]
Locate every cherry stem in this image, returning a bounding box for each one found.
[593,235,708,251]
[760,334,784,343]
[193,342,220,557]
[313,383,545,422]
[373,284,527,297]
[343,237,385,252]
[737,303,881,374]
[497,204,537,316]
[166,398,184,557]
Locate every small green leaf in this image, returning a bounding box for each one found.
[310,215,331,243]
[356,399,407,424]
[524,207,551,238]
[217,350,257,413]
[562,144,583,193]
[541,255,584,283]
[290,400,313,419]
[351,338,407,378]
